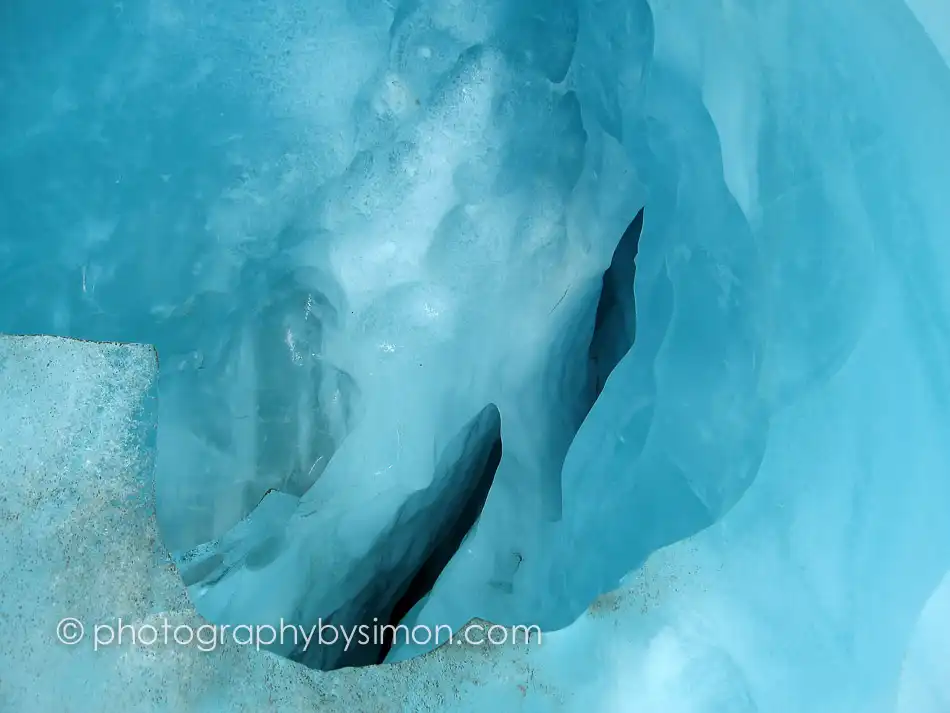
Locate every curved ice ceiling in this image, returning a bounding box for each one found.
[2,0,950,710]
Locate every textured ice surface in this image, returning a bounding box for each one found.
[0,335,559,711]
[0,334,756,711]
[4,0,950,709]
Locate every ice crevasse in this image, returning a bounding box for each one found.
[1,0,950,710]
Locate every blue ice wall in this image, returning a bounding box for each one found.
[3,0,950,710]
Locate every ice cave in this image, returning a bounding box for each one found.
[2,0,950,710]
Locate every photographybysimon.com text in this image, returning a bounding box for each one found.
[56,616,542,652]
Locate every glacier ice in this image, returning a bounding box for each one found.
[3,0,950,710]
[898,571,950,713]
[0,335,551,710]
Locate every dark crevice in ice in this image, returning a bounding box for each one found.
[286,404,504,670]
[377,429,502,663]
[588,207,643,399]
[375,414,502,665]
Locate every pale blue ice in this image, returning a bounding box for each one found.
[2,0,950,710]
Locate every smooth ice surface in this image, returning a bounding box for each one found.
[4,0,950,709]
[897,571,950,713]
